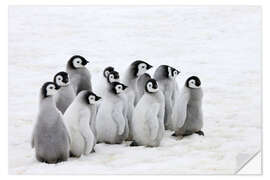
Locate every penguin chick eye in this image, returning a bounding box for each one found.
[148,83,152,88]
[57,76,62,81]
[110,75,114,79]
[174,71,177,75]
[73,58,82,65]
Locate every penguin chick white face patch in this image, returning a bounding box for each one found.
[188,79,200,88]
[168,67,179,79]
[73,58,84,68]
[88,95,97,104]
[56,75,69,86]
[109,74,119,83]
[147,82,159,93]
[115,84,124,94]
[168,67,174,79]
[46,84,58,96]
[104,70,110,78]
[137,63,147,76]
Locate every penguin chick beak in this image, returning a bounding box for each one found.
[123,85,128,90]
[82,59,89,65]
[147,64,153,70]
[96,96,102,101]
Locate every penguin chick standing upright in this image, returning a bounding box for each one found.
[137,73,151,101]
[122,60,153,140]
[66,55,92,95]
[64,90,101,157]
[153,65,180,130]
[31,82,71,163]
[95,82,128,144]
[53,71,76,114]
[171,76,204,137]
[131,79,165,147]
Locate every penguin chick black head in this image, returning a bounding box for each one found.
[103,66,115,78]
[53,71,69,87]
[110,82,128,95]
[41,81,60,99]
[67,55,89,69]
[155,65,180,80]
[87,91,102,105]
[145,79,159,93]
[107,71,120,83]
[186,76,201,89]
[80,90,101,105]
[130,60,153,77]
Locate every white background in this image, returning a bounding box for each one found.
[1,0,268,179]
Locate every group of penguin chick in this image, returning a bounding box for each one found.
[31,55,204,164]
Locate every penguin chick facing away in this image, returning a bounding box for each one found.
[153,65,180,130]
[137,73,151,101]
[171,76,204,137]
[131,79,165,147]
[64,90,101,157]
[66,55,92,95]
[53,71,76,114]
[31,82,71,164]
[122,60,153,140]
[95,82,128,144]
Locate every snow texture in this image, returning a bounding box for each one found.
[8,6,261,174]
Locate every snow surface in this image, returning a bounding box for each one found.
[8,6,261,174]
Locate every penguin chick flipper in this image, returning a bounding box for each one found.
[195,130,204,136]
[146,104,160,141]
[79,110,95,155]
[112,108,125,136]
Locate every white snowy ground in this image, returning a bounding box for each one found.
[8,6,261,174]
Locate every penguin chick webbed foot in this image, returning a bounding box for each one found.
[130,141,138,147]
[195,130,204,136]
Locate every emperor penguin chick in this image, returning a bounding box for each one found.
[131,79,165,147]
[153,65,180,130]
[31,82,71,164]
[122,60,153,140]
[66,55,92,95]
[171,76,204,137]
[95,82,128,144]
[53,71,76,114]
[95,67,120,96]
[64,90,101,157]
[137,73,151,101]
